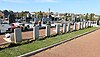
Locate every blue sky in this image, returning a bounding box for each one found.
[0,0,100,14]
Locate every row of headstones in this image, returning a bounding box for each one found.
[78,21,92,30]
[11,21,92,43]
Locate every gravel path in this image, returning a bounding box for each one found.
[30,29,100,57]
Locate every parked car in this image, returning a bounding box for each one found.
[0,22,11,33]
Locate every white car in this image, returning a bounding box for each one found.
[0,23,10,33]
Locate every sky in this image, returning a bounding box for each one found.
[0,0,100,14]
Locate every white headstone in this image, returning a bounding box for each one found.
[78,22,81,30]
[33,26,39,40]
[73,22,76,31]
[81,22,84,29]
[56,24,60,34]
[14,28,22,43]
[86,22,89,28]
[67,23,70,32]
[84,22,86,28]
[63,24,67,33]
[45,25,50,37]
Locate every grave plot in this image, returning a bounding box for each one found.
[22,31,33,40]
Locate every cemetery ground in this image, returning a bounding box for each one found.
[0,27,98,57]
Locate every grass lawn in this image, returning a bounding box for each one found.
[0,27,98,57]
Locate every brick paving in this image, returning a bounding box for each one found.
[30,29,100,57]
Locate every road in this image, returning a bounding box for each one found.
[30,29,100,57]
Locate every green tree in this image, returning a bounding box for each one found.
[85,13,89,21]
[90,13,95,21]
[64,13,68,21]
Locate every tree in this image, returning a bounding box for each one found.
[64,13,68,21]
[38,11,43,19]
[85,13,89,21]
[9,10,13,14]
[90,13,95,21]
[3,10,10,18]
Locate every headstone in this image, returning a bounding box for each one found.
[73,22,76,31]
[56,24,60,34]
[14,28,22,43]
[33,26,39,40]
[81,22,84,29]
[67,23,70,32]
[90,21,92,27]
[78,22,81,30]
[89,21,91,27]
[97,20,99,25]
[45,25,50,37]
[63,24,67,33]
[84,22,86,28]
[86,22,89,28]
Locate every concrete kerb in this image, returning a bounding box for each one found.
[18,27,100,57]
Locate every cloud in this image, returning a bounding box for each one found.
[1,0,57,3]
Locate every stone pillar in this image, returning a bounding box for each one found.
[45,25,50,37]
[63,24,67,33]
[67,23,70,32]
[14,28,22,43]
[56,24,60,34]
[73,22,76,31]
[33,26,39,40]
[78,22,81,30]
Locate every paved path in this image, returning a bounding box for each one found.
[31,29,100,57]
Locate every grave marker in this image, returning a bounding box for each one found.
[73,22,76,31]
[67,23,70,32]
[14,28,22,43]
[56,24,60,34]
[63,24,67,33]
[33,26,39,40]
[78,22,81,30]
[45,25,50,37]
